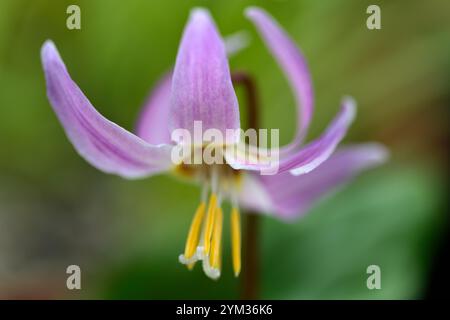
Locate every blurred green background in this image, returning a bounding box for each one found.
[0,0,449,299]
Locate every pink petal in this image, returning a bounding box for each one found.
[41,40,173,179]
[226,98,356,175]
[240,143,388,220]
[281,97,356,175]
[169,8,240,143]
[246,7,314,151]
[135,33,248,145]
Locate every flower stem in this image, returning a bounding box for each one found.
[232,71,260,300]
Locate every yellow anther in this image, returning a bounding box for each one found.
[203,193,217,255]
[230,207,241,277]
[183,202,206,259]
[209,207,223,270]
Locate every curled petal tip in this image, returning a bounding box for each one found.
[189,7,212,21]
[224,31,251,56]
[342,96,357,123]
[41,40,59,63]
[244,6,262,18]
[342,95,356,107]
[363,143,390,164]
[286,98,357,176]
[377,145,390,162]
[41,39,56,52]
[245,5,315,149]
[40,41,173,179]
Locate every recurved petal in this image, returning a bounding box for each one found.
[240,143,389,220]
[226,97,355,175]
[281,97,356,175]
[41,40,174,179]
[169,8,240,143]
[246,7,314,150]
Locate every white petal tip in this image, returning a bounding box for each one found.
[289,166,312,176]
[342,96,357,122]
[244,6,262,18]
[41,40,64,68]
[41,40,57,59]
[365,143,390,163]
[42,39,55,50]
[224,31,251,56]
[190,7,212,21]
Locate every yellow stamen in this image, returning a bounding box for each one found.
[231,207,241,277]
[183,202,206,259]
[209,207,223,269]
[203,193,217,255]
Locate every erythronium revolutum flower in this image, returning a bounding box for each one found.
[41,7,388,280]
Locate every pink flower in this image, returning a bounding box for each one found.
[41,7,388,280]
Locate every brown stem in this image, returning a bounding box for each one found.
[231,71,260,300]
